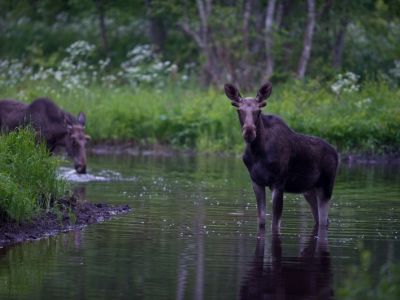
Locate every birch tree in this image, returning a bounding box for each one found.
[94,0,109,55]
[179,0,219,85]
[297,0,316,79]
[265,0,277,80]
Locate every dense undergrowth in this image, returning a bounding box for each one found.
[0,128,67,222]
[1,79,399,154]
[1,40,399,154]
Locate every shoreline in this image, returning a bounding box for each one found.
[0,197,131,248]
[2,142,398,248]
[88,141,400,164]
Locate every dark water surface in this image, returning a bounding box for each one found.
[0,155,399,299]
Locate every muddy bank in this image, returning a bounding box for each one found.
[0,198,131,248]
[89,141,400,164]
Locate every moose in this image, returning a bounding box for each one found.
[0,98,89,174]
[224,82,338,231]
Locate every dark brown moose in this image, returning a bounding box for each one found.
[224,82,338,231]
[0,98,89,174]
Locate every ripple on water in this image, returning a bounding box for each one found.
[58,167,138,183]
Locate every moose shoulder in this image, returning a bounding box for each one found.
[0,98,90,174]
[224,82,338,232]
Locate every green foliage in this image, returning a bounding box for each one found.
[1,79,398,154]
[0,128,67,222]
[269,79,400,153]
[337,249,400,300]
[0,41,180,91]
[1,0,400,86]
[0,233,70,297]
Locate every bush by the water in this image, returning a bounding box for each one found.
[0,128,66,222]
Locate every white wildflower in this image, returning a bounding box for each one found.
[331,71,360,95]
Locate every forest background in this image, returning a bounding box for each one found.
[0,0,399,153]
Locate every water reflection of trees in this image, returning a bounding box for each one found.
[0,231,83,298]
[240,227,333,300]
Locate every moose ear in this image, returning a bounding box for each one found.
[64,115,73,132]
[224,83,241,106]
[77,112,86,127]
[256,82,272,106]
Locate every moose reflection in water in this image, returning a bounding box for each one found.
[224,82,338,232]
[0,98,90,173]
[240,227,333,300]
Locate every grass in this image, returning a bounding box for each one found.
[1,79,399,154]
[0,128,67,222]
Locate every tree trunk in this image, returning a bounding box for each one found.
[180,0,219,86]
[318,0,333,20]
[277,0,292,30]
[145,0,166,52]
[239,0,254,88]
[277,0,293,75]
[250,1,266,60]
[275,0,284,28]
[94,0,109,55]
[265,0,277,80]
[196,0,219,85]
[332,18,348,69]
[242,0,253,49]
[296,0,316,80]
[315,0,333,69]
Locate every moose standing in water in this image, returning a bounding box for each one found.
[0,98,89,174]
[224,82,338,231]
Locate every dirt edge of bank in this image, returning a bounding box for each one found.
[0,198,131,248]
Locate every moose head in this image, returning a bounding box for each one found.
[64,112,90,174]
[224,82,272,143]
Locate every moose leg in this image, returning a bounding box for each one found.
[271,188,283,232]
[303,190,319,224]
[317,188,330,227]
[252,182,266,228]
[316,224,329,251]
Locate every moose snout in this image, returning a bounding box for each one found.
[75,164,87,174]
[242,125,256,143]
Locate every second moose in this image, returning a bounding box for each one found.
[224,82,338,231]
[0,98,89,174]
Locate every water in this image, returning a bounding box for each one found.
[0,155,399,299]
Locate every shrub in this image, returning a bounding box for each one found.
[0,77,399,154]
[0,41,179,92]
[0,128,67,222]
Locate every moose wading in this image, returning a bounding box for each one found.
[224,82,339,232]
